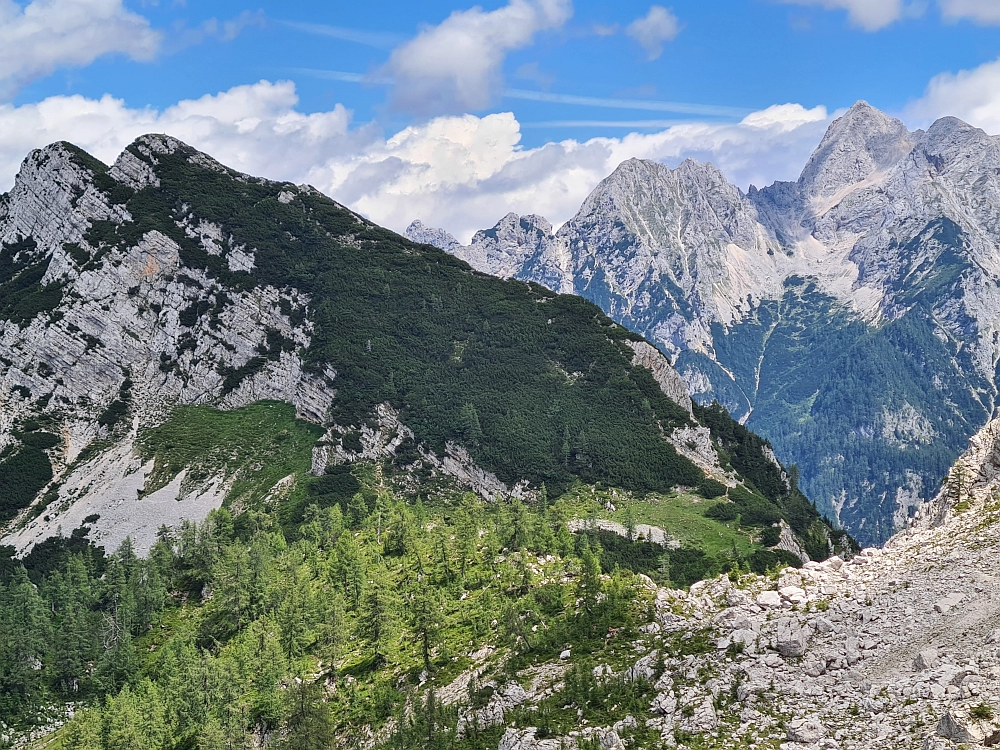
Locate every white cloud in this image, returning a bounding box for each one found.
[906,57,1000,134]
[938,0,1000,24]
[0,82,831,245]
[381,0,573,114]
[0,0,161,96]
[777,0,910,30]
[626,6,682,60]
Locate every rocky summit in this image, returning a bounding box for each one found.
[409,101,1000,545]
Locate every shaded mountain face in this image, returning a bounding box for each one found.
[409,102,1000,545]
[0,135,840,560]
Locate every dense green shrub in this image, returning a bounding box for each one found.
[0,446,53,525]
[704,502,738,522]
[759,525,781,547]
[747,548,802,575]
[696,477,727,499]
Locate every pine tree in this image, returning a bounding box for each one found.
[409,587,441,672]
[276,565,313,663]
[282,680,334,750]
[359,564,397,665]
[576,547,603,629]
[215,543,252,632]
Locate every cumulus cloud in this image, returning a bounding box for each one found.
[777,0,912,30]
[0,81,831,244]
[0,0,161,96]
[380,0,573,114]
[938,0,1000,24]
[906,57,1000,134]
[626,6,682,60]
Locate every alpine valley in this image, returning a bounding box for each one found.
[409,102,1000,545]
[0,135,854,746]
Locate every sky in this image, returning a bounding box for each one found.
[1,0,1000,241]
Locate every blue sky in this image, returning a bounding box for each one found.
[2,0,1000,238]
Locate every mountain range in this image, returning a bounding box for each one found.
[408,101,1000,545]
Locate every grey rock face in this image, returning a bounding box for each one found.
[405,219,460,254]
[626,340,692,414]
[796,101,915,202]
[0,140,340,550]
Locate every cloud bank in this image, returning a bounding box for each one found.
[907,56,1000,134]
[778,0,909,30]
[0,0,160,97]
[939,0,1000,24]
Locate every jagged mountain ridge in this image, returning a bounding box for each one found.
[408,101,1000,544]
[0,135,839,561]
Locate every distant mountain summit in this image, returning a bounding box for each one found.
[408,102,1000,544]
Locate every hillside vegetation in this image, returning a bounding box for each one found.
[1,436,842,749]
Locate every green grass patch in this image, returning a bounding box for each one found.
[611,492,755,558]
[138,400,324,509]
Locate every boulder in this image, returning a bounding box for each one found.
[757,590,783,608]
[937,706,998,744]
[598,730,625,750]
[731,628,759,651]
[914,647,939,671]
[787,717,826,743]
[678,695,718,733]
[498,728,565,750]
[650,690,677,716]
[612,716,637,735]
[775,618,813,657]
[625,652,659,682]
[779,585,807,603]
[934,593,965,614]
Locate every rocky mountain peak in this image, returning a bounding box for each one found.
[438,211,558,279]
[2,140,122,253]
[406,219,461,253]
[918,115,1000,169]
[474,211,553,242]
[798,100,914,200]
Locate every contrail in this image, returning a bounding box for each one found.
[504,89,750,117]
[278,21,404,49]
[290,70,750,118]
